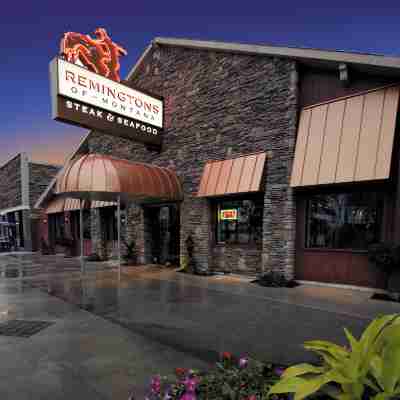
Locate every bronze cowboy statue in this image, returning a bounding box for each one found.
[60,28,127,82]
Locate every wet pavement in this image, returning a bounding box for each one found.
[0,272,207,399]
[26,265,400,366]
[0,254,400,399]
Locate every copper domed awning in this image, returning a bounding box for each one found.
[55,153,183,203]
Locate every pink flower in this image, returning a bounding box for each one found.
[247,396,257,400]
[150,375,161,394]
[184,377,199,392]
[180,393,196,400]
[239,357,248,368]
[179,377,198,400]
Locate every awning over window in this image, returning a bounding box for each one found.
[197,152,266,197]
[91,201,117,208]
[45,197,116,214]
[55,153,183,203]
[290,85,400,187]
[64,198,83,211]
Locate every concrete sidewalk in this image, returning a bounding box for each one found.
[29,268,400,366]
[0,279,206,400]
[1,265,399,399]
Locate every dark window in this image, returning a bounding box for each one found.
[102,207,118,241]
[215,198,263,245]
[82,210,91,239]
[70,210,91,240]
[54,213,65,240]
[306,192,383,250]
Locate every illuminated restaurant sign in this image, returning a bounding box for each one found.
[50,29,164,149]
[220,209,238,220]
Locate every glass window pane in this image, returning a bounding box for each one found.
[306,192,383,250]
[216,197,263,245]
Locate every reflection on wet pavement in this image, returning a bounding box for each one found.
[21,266,371,366]
[2,254,400,368]
[1,255,399,399]
[26,268,221,363]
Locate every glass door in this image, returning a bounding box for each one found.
[149,204,180,265]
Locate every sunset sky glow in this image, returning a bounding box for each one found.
[1,0,400,166]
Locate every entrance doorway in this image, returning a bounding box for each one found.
[148,204,180,265]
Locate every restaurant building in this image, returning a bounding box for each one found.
[38,37,400,289]
[0,153,60,251]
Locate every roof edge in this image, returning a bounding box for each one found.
[151,37,400,70]
[126,42,154,81]
[30,160,63,168]
[303,82,400,110]
[0,152,25,170]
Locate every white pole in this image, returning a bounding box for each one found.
[80,199,84,274]
[117,196,121,281]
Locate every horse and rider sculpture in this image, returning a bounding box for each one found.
[60,28,127,82]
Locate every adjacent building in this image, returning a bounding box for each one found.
[0,153,60,251]
[37,37,400,289]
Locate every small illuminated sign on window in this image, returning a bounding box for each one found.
[220,209,238,220]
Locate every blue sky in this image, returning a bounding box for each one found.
[1,0,400,164]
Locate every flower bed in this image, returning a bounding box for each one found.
[136,314,400,400]
[136,352,287,400]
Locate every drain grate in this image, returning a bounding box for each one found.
[0,320,54,338]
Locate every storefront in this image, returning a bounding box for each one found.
[38,36,400,289]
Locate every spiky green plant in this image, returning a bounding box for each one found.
[269,314,400,400]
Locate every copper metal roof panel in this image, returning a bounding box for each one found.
[55,154,183,203]
[64,198,82,211]
[290,84,400,187]
[197,152,266,197]
[250,153,267,191]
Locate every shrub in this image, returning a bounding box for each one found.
[254,272,298,288]
[368,242,400,274]
[269,314,400,400]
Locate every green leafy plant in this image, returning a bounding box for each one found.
[122,239,137,264]
[269,314,400,400]
[368,318,400,400]
[177,254,189,272]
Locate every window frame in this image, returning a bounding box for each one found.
[304,189,386,252]
[211,194,264,247]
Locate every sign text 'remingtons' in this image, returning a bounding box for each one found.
[50,57,164,148]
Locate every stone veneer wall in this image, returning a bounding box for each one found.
[29,163,60,209]
[87,44,298,277]
[0,154,22,211]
